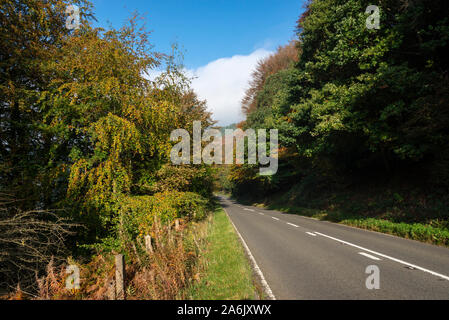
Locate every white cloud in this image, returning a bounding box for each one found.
[188,49,272,127]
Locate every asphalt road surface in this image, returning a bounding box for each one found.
[219,196,449,300]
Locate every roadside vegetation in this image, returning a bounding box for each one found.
[187,207,258,300]
[223,0,449,247]
[0,0,216,298]
[244,188,449,247]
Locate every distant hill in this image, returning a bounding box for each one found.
[217,123,237,136]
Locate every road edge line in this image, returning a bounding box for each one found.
[223,207,276,300]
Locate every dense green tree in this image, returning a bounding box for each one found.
[231,0,449,200]
[292,0,449,180]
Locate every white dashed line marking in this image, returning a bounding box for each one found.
[244,208,255,212]
[287,222,299,228]
[306,232,317,236]
[272,217,280,221]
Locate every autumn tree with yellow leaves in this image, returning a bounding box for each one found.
[1,0,214,292]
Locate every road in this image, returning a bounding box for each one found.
[219,196,449,300]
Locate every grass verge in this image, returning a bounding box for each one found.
[186,207,259,300]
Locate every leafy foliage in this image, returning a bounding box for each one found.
[230,0,449,202]
[242,41,299,115]
[1,0,215,293]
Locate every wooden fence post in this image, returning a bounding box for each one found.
[144,235,153,253]
[115,254,125,300]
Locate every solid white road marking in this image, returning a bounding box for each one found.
[315,232,449,281]
[272,217,280,221]
[223,208,276,300]
[287,222,299,228]
[358,252,381,261]
[306,232,317,236]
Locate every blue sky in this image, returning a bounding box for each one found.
[90,0,305,125]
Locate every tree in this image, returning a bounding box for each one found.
[231,0,449,200]
[241,41,299,116]
[292,0,449,180]
[0,0,93,208]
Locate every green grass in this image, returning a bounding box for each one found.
[186,207,259,300]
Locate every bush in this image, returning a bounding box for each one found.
[121,191,208,233]
[0,198,77,293]
[141,165,215,199]
[83,191,212,255]
[26,214,210,300]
